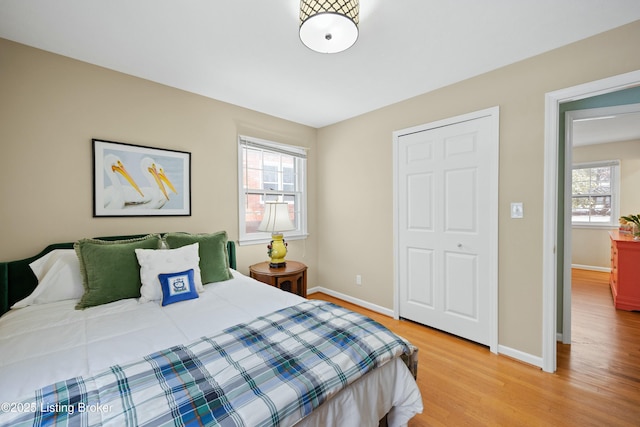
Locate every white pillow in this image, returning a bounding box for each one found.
[135,243,204,304]
[11,249,84,308]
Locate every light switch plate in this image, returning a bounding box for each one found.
[511,202,524,219]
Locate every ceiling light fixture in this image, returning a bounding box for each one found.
[299,0,359,54]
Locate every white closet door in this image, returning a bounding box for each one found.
[397,112,498,347]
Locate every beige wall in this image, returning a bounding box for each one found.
[2,20,640,361]
[572,139,640,268]
[0,38,318,283]
[316,21,640,357]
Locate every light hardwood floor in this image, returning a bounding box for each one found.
[309,269,640,426]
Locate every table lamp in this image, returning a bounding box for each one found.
[258,202,295,268]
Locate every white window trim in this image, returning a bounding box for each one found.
[571,159,620,229]
[237,135,308,246]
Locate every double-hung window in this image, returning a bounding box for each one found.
[238,135,307,244]
[571,160,620,227]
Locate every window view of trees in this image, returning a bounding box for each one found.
[571,165,612,223]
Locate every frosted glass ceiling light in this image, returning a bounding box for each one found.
[299,0,359,54]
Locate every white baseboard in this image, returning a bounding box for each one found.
[571,264,610,273]
[309,286,545,370]
[307,286,394,317]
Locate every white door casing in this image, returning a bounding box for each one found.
[393,107,499,352]
[542,70,640,373]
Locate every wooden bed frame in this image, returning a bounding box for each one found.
[0,234,236,316]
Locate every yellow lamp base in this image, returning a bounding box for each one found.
[267,233,288,268]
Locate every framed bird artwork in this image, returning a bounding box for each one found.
[92,139,191,217]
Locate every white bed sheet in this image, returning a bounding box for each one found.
[0,270,422,426]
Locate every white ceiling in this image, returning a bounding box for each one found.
[1,0,640,128]
[573,111,640,146]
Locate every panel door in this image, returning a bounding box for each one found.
[397,115,496,346]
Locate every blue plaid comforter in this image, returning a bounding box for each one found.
[1,301,416,427]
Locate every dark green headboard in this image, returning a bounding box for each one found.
[0,234,236,316]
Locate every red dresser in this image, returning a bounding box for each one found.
[609,231,640,311]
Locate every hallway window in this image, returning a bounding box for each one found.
[238,136,308,244]
[571,160,619,227]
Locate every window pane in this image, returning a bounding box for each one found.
[571,163,617,226]
[283,166,294,192]
[572,169,590,195]
[263,165,277,191]
[245,193,263,234]
[245,166,262,191]
[572,196,591,222]
[239,136,307,242]
[590,167,610,194]
[591,196,611,222]
[244,148,262,190]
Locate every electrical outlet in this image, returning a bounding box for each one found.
[356,274,362,286]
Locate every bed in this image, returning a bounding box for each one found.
[0,232,422,426]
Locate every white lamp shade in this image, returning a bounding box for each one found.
[258,202,295,233]
[299,0,359,54]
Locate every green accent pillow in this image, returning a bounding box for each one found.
[164,231,233,284]
[74,234,162,309]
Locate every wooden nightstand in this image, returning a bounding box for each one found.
[249,261,307,297]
